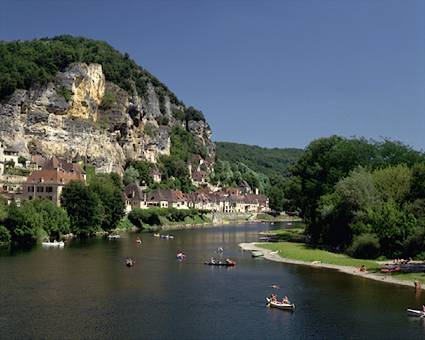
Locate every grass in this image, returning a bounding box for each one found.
[259,242,380,270]
[388,272,425,285]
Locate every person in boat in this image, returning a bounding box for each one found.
[270,294,277,302]
[210,257,216,264]
[282,296,289,304]
[359,265,367,272]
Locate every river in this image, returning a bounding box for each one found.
[0,223,424,339]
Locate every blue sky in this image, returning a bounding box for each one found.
[1,0,424,150]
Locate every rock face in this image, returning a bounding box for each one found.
[0,63,215,174]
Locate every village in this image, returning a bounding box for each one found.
[0,142,270,214]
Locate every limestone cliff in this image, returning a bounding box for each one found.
[0,62,215,174]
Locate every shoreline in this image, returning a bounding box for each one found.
[239,242,422,290]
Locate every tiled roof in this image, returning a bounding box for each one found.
[25,169,84,185]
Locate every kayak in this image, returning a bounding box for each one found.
[204,260,236,267]
[266,298,295,310]
[407,309,425,317]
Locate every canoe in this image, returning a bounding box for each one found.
[251,250,264,257]
[407,309,425,317]
[266,298,295,310]
[204,260,236,267]
[176,253,186,260]
[125,258,135,267]
[42,241,64,248]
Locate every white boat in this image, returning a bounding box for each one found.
[251,250,264,257]
[270,250,279,255]
[108,234,121,240]
[42,240,65,248]
[266,298,295,310]
[407,309,425,317]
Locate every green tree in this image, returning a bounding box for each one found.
[61,181,103,236]
[89,174,125,231]
[30,199,70,240]
[123,166,139,185]
[4,202,43,245]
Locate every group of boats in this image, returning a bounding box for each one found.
[42,240,65,248]
[204,258,236,267]
[153,233,174,239]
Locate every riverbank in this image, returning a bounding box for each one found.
[239,242,425,289]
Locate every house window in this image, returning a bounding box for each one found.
[37,187,44,193]
[27,186,34,193]
[46,186,53,193]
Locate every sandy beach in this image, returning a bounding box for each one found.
[239,242,422,290]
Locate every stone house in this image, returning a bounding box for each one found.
[22,158,86,206]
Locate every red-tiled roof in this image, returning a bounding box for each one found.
[25,169,84,185]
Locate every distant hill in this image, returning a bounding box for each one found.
[215,142,303,178]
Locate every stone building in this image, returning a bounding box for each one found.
[22,157,85,206]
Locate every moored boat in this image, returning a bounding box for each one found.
[251,250,264,257]
[42,240,65,248]
[160,234,174,239]
[108,234,121,240]
[407,309,425,317]
[204,259,236,267]
[266,298,295,311]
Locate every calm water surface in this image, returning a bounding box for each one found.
[1,223,425,339]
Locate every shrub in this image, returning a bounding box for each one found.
[99,90,116,110]
[346,233,381,259]
[57,86,73,102]
[0,225,10,244]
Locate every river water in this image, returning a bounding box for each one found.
[1,223,424,339]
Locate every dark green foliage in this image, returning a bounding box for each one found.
[216,142,303,178]
[89,173,125,231]
[126,160,154,186]
[128,207,207,229]
[210,160,270,195]
[347,234,381,259]
[172,108,185,121]
[29,199,70,240]
[0,198,69,245]
[0,225,10,245]
[290,135,425,258]
[184,106,205,122]
[61,181,103,236]
[57,86,72,102]
[18,156,27,166]
[128,209,161,228]
[4,202,43,245]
